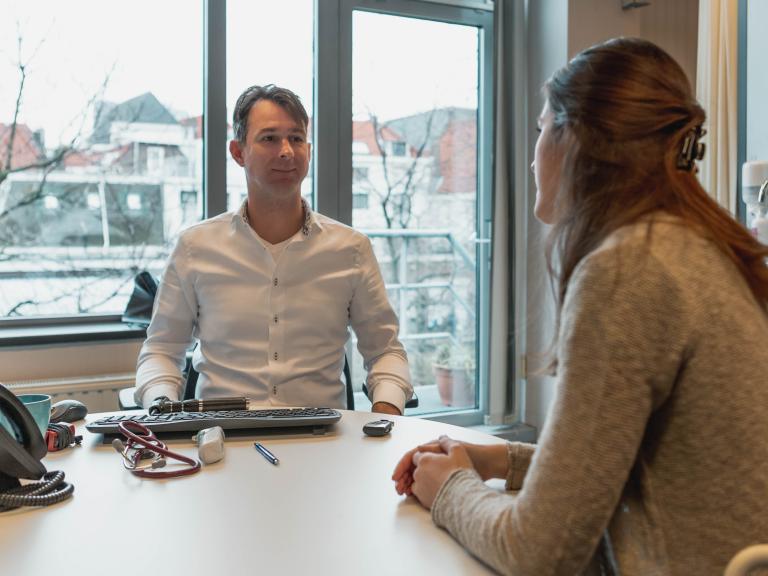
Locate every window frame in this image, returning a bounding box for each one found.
[737,0,747,225]
[0,0,506,429]
[316,0,495,426]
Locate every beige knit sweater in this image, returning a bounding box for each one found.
[431,217,768,575]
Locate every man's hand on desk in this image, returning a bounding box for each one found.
[371,401,401,416]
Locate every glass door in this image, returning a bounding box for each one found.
[342,2,493,417]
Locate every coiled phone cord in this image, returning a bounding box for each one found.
[0,470,74,512]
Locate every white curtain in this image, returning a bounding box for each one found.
[696,0,739,214]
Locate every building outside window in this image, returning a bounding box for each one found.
[0,0,203,316]
[346,5,491,418]
[1,0,497,422]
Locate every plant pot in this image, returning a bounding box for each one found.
[433,365,455,406]
[433,365,473,407]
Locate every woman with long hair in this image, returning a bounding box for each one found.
[392,37,768,575]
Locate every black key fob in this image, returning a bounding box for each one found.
[363,419,394,437]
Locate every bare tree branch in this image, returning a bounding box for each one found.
[4,33,28,172]
[0,25,159,317]
[365,108,436,282]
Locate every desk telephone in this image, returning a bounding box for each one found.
[0,383,73,511]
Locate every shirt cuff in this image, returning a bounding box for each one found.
[370,381,407,414]
[505,442,534,491]
[137,383,181,408]
[431,468,484,528]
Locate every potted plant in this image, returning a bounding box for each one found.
[432,343,475,407]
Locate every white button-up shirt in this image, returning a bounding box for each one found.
[135,202,412,412]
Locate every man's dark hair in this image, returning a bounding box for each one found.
[232,84,309,143]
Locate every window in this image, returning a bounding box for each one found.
[3,1,499,425]
[180,190,198,225]
[146,146,166,175]
[126,193,142,211]
[318,1,494,423]
[390,141,407,156]
[87,193,101,210]
[352,191,369,210]
[0,0,203,317]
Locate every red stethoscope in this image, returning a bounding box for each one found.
[112,421,201,479]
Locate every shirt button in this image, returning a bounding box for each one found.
[273,315,278,323]
[273,278,278,286]
[273,352,278,360]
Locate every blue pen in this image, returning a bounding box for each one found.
[254,442,279,466]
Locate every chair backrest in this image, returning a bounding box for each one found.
[343,356,354,410]
[182,356,199,401]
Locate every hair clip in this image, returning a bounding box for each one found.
[677,126,706,171]
[759,180,768,205]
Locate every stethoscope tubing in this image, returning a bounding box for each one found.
[117,421,201,479]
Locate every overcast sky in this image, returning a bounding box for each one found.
[1,0,478,149]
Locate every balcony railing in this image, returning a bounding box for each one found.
[362,228,475,342]
[350,229,478,413]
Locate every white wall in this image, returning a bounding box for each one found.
[568,0,699,87]
[522,0,700,435]
[522,0,567,432]
[0,340,141,383]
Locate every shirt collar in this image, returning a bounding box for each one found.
[236,197,321,237]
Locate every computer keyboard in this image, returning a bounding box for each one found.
[86,407,342,436]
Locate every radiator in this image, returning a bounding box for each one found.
[4,373,135,413]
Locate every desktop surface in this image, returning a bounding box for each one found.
[0,409,504,576]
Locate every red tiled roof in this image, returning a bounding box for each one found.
[353,121,409,156]
[180,115,204,139]
[0,123,44,171]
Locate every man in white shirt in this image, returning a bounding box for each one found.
[135,84,412,415]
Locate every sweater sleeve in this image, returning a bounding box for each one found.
[429,242,688,575]
[506,442,535,491]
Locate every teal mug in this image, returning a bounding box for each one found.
[17,394,52,437]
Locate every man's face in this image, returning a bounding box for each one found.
[229,99,310,199]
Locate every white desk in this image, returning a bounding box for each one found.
[0,410,505,575]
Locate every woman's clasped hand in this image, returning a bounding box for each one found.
[392,436,507,508]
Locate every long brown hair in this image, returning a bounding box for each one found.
[543,38,768,354]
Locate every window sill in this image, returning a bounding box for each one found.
[0,316,146,347]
